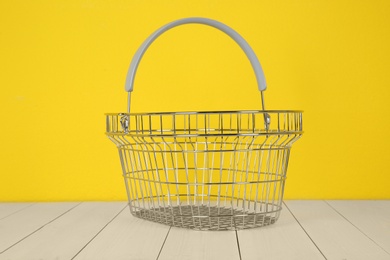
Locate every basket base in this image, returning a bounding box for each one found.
[130,204,278,230]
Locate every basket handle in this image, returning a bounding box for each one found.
[125,17,267,93]
[124,17,269,119]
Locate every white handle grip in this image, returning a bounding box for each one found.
[125,17,267,92]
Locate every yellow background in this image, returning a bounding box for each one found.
[1,0,389,201]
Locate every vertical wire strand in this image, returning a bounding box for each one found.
[172,137,184,227]
[217,136,227,230]
[122,138,137,212]
[231,135,241,228]
[141,138,158,220]
[118,149,132,212]
[208,136,217,228]
[161,138,174,223]
[130,141,142,214]
[139,139,153,214]
[152,140,169,224]
[242,136,256,222]
[149,137,164,222]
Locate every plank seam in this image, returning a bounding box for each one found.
[283,201,328,260]
[70,203,128,260]
[0,203,35,221]
[0,202,82,254]
[235,229,243,260]
[155,226,172,260]
[324,200,390,256]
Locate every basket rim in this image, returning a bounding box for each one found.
[105,109,303,116]
[106,131,304,137]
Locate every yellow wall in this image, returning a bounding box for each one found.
[1,0,390,201]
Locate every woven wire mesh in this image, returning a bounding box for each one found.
[106,111,302,230]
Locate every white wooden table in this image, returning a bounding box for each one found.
[0,201,389,260]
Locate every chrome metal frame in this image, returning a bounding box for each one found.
[107,17,304,230]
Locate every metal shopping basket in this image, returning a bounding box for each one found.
[106,18,303,230]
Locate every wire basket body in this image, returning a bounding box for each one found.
[106,111,302,230]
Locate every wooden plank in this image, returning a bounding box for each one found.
[158,228,240,260]
[285,200,390,260]
[237,202,325,260]
[0,202,78,253]
[0,203,33,220]
[0,202,125,260]
[326,200,390,254]
[73,208,170,260]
